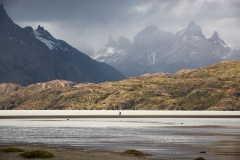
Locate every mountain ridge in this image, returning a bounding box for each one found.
[0,4,125,86]
[93,21,239,77]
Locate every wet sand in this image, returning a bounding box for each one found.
[1,115,240,119]
[1,110,240,119]
[204,140,240,160]
[1,140,240,160]
[0,144,152,160]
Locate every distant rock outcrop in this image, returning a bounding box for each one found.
[0,83,23,98]
[26,80,76,90]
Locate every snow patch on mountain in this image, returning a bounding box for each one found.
[189,36,204,42]
[33,30,54,50]
[94,47,126,63]
[147,49,156,65]
[190,50,196,59]
[107,47,115,54]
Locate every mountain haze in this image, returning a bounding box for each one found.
[94,21,240,77]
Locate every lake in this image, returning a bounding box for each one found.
[0,111,240,160]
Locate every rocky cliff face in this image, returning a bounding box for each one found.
[0,83,23,98]
[94,21,239,77]
[0,4,125,86]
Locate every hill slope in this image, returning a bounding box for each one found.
[0,4,125,86]
[0,61,239,110]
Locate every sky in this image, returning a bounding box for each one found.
[1,0,240,55]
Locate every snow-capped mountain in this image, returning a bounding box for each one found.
[94,36,131,65]
[94,21,239,77]
[0,4,125,86]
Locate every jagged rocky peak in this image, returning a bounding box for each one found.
[37,25,44,31]
[117,36,132,49]
[0,4,5,14]
[34,25,53,39]
[0,4,12,22]
[187,20,197,29]
[185,20,205,38]
[106,35,117,47]
[208,31,227,47]
[133,25,161,45]
[210,31,219,40]
[0,4,4,10]
[139,25,159,34]
[33,25,57,50]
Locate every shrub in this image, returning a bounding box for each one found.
[20,150,54,158]
[194,157,206,160]
[1,147,24,152]
[123,149,145,156]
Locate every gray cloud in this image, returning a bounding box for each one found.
[1,0,240,54]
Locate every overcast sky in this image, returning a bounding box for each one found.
[1,0,240,55]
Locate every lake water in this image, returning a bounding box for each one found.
[1,116,240,160]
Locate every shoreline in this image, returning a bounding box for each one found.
[0,143,152,160]
[1,114,240,119]
[1,140,240,160]
[1,110,240,119]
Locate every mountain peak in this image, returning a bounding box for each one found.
[187,20,196,28]
[141,25,159,34]
[187,20,202,31]
[0,4,13,23]
[208,31,227,47]
[176,21,205,40]
[0,4,7,16]
[106,35,117,47]
[0,4,4,10]
[211,31,219,40]
[37,25,44,31]
[117,36,131,49]
[185,20,205,39]
[133,25,161,44]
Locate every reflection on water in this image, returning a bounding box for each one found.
[1,118,240,160]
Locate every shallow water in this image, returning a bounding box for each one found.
[1,118,240,160]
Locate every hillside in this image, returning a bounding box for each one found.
[0,61,239,110]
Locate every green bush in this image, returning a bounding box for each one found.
[1,147,24,152]
[20,150,54,158]
[123,149,145,156]
[194,157,205,160]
